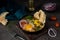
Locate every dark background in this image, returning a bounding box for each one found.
[0,0,60,10]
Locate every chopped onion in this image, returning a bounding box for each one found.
[19,20,27,28]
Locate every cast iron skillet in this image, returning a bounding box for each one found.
[17,14,46,33]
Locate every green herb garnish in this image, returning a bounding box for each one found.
[26,16,33,20]
[35,26,40,31]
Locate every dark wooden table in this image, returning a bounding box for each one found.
[0,0,60,40]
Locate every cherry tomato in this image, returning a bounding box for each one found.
[55,22,59,28]
[50,16,57,21]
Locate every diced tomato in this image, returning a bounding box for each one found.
[21,22,27,26]
[19,20,27,28]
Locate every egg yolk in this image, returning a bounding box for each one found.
[23,24,33,31]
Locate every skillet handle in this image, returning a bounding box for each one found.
[14,34,25,40]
